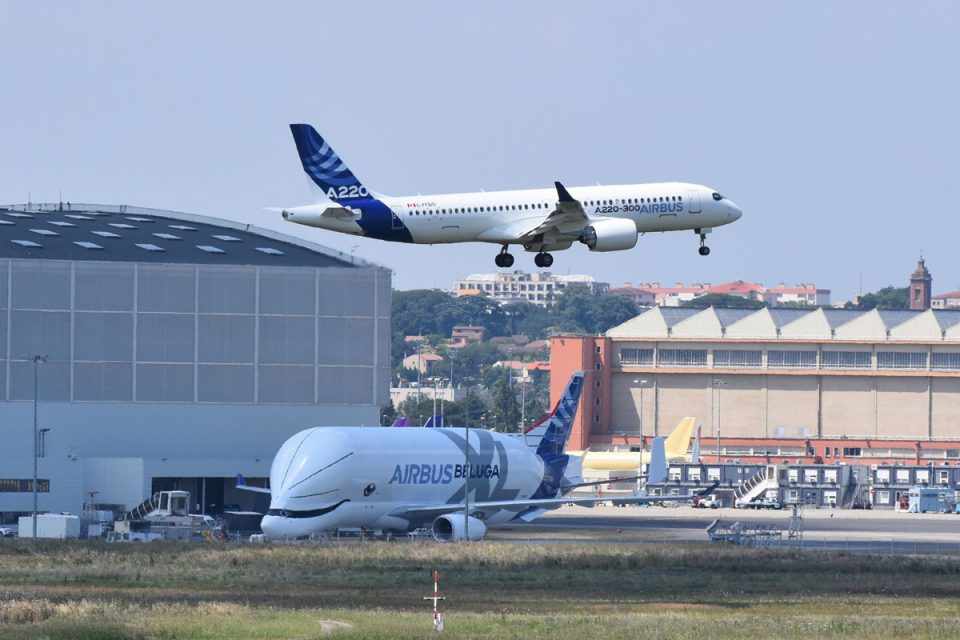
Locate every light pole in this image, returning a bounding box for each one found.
[416,342,423,405]
[518,372,529,436]
[633,379,648,447]
[463,418,470,542]
[32,355,47,539]
[712,379,726,464]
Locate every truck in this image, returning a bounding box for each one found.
[108,490,223,542]
[692,494,721,509]
[737,497,783,510]
[17,514,81,539]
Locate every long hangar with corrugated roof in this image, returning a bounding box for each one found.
[550,305,960,465]
[0,202,390,519]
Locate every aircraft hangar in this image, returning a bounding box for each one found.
[0,202,391,522]
[550,305,960,465]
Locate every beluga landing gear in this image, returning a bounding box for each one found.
[534,252,554,268]
[696,229,711,256]
[494,245,514,268]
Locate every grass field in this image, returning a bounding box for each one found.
[2,540,960,639]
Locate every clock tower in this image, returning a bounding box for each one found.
[909,258,932,310]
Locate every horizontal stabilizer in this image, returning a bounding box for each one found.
[235,474,271,495]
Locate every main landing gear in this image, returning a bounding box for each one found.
[534,252,554,268]
[697,230,711,256]
[494,245,515,268]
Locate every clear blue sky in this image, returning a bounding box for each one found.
[2,2,957,301]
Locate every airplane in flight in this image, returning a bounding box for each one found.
[245,372,715,541]
[279,124,743,268]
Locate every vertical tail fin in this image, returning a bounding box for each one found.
[690,425,702,464]
[535,372,585,458]
[647,436,667,485]
[664,417,696,460]
[289,124,369,200]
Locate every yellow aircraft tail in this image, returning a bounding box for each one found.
[664,417,696,460]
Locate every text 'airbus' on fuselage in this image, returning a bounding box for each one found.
[279,124,742,268]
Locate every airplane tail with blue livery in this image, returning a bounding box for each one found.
[532,372,584,459]
[289,124,371,200]
[525,372,584,500]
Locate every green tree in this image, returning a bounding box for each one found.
[392,289,510,340]
[519,371,550,429]
[553,285,639,334]
[680,293,765,309]
[447,342,503,385]
[845,286,909,310]
[502,301,554,339]
[379,402,397,426]
[395,366,419,384]
[489,370,521,432]
[443,392,489,428]
[397,390,491,428]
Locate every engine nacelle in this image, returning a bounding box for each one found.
[579,218,638,252]
[431,514,487,541]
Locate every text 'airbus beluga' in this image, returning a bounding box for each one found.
[279,124,742,268]
[244,372,716,541]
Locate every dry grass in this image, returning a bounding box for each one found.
[2,541,960,638]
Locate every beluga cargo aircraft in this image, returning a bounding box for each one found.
[241,373,716,541]
[279,124,743,268]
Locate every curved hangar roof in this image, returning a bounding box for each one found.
[606,305,960,342]
[0,202,373,268]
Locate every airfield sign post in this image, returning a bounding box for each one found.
[423,569,446,632]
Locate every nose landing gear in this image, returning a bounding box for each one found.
[494,245,515,268]
[534,252,554,268]
[697,230,711,256]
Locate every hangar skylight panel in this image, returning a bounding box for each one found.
[0,203,371,267]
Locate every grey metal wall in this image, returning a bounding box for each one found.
[0,257,391,515]
[0,259,391,406]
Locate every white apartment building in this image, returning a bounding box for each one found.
[454,270,609,307]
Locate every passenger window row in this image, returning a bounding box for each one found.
[407,194,685,215]
[585,195,682,206]
[408,202,552,216]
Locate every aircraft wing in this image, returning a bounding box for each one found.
[474,181,589,244]
[516,181,590,242]
[391,482,719,519]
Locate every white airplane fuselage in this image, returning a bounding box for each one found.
[283,182,740,247]
[260,426,546,539]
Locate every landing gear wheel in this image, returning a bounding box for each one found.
[698,245,711,256]
[494,248,514,268]
[534,252,554,268]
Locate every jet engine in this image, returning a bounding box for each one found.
[431,514,487,541]
[579,218,638,252]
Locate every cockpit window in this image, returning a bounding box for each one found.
[712,192,723,201]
